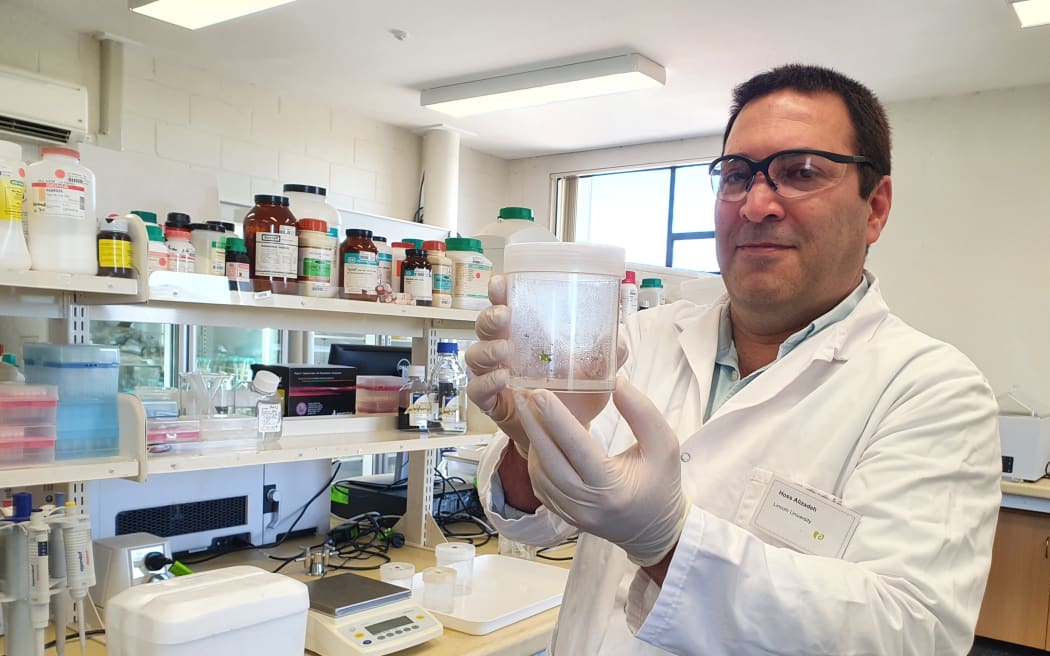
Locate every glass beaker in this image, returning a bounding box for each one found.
[179,371,234,416]
[504,242,625,392]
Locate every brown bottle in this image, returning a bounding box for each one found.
[244,195,298,293]
[339,228,379,301]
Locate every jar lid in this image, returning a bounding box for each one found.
[298,218,328,233]
[226,236,247,253]
[207,220,235,233]
[504,242,625,278]
[372,235,388,243]
[405,248,425,257]
[254,194,290,206]
[436,341,458,354]
[422,566,456,585]
[404,238,424,248]
[131,210,158,224]
[422,240,445,252]
[145,224,165,242]
[445,237,483,253]
[498,206,534,221]
[98,217,129,233]
[166,227,191,239]
[640,278,664,288]
[166,212,191,227]
[282,183,327,196]
[622,270,636,285]
[188,222,225,232]
[253,370,281,394]
[41,146,80,160]
[345,228,373,238]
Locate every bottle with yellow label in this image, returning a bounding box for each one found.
[97,217,134,278]
[0,140,30,271]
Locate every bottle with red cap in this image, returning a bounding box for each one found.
[619,270,639,323]
[26,146,96,275]
[296,218,335,297]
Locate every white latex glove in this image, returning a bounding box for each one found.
[516,377,690,567]
[466,275,627,458]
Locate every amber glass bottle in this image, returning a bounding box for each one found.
[244,195,298,293]
[339,228,379,301]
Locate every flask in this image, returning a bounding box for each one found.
[424,240,453,309]
[0,140,30,271]
[400,248,432,306]
[397,365,430,431]
[252,370,283,442]
[339,228,379,301]
[429,341,467,433]
[619,270,638,323]
[26,146,96,274]
[638,278,665,310]
[96,217,134,278]
[244,194,298,293]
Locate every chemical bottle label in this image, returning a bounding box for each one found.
[255,232,298,277]
[98,238,132,268]
[167,243,196,273]
[210,243,226,276]
[453,261,491,300]
[29,171,89,220]
[0,165,25,222]
[432,263,453,293]
[298,246,333,281]
[148,249,168,273]
[403,268,433,300]
[378,254,393,287]
[439,394,460,421]
[227,261,250,280]
[343,251,378,294]
[257,401,283,433]
[407,392,430,428]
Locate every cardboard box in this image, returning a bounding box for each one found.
[250,364,356,417]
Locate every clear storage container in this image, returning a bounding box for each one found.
[355,375,404,414]
[23,343,119,400]
[0,384,58,425]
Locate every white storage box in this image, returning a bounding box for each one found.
[106,565,309,656]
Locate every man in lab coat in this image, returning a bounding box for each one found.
[466,64,1001,655]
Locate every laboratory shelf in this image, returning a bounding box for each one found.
[0,456,139,488]
[0,270,139,296]
[145,414,494,477]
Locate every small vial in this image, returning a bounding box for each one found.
[421,566,456,613]
[435,541,475,595]
[253,370,283,441]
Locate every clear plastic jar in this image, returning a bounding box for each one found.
[445,237,492,310]
[504,242,625,392]
[26,147,96,274]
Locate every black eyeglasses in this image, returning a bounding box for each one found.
[708,149,874,202]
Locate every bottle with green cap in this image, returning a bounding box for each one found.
[445,237,492,310]
[224,237,250,281]
[638,277,665,310]
[145,223,169,275]
[473,206,557,274]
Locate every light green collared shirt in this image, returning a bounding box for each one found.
[704,277,869,421]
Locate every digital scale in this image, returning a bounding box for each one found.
[304,572,443,656]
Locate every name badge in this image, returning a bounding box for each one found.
[750,475,860,558]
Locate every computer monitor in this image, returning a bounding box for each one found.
[327,344,411,376]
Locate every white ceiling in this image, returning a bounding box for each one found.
[12,0,1050,159]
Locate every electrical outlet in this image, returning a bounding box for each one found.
[263,484,279,514]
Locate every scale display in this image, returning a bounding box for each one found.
[306,599,442,656]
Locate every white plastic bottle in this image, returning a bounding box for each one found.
[145,224,169,275]
[26,147,96,274]
[165,227,196,273]
[619,270,638,323]
[445,238,492,310]
[0,140,30,271]
[252,370,283,442]
[372,235,394,292]
[638,278,665,310]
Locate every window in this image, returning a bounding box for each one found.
[558,162,719,273]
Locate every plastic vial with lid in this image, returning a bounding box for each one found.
[97,217,134,278]
[165,227,196,273]
[400,248,432,306]
[619,270,639,323]
[638,278,665,310]
[296,218,334,298]
[445,237,492,311]
[0,139,30,271]
[225,237,250,281]
[282,184,339,235]
[26,146,96,274]
[340,228,379,301]
[188,223,226,276]
[424,240,453,309]
[244,194,299,293]
[398,365,430,431]
[145,224,169,275]
[372,235,393,292]
[252,370,283,442]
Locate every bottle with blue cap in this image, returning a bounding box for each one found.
[430,341,467,433]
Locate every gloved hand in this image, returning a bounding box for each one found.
[516,377,690,567]
[466,275,626,458]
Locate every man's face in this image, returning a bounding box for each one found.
[715,90,890,330]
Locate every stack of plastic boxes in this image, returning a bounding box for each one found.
[23,344,120,459]
[0,384,58,465]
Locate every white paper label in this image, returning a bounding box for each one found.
[749,475,859,558]
[257,401,283,433]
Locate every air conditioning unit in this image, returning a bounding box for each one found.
[0,65,88,144]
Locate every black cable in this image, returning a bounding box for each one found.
[269,460,344,549]
[43,629,107,650]
[536,536,578,561]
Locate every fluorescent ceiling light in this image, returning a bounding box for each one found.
[1010,0,1050,27]
[129,0,296,30]
[421,53,666,117]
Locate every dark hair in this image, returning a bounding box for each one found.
[722,64,890,198]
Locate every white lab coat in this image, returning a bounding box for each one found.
[477,273,1001,655]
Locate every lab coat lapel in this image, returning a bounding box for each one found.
[673,297,724,430]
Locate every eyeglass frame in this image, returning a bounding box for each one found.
[708,148,875,201]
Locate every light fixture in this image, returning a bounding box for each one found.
[1010,0,1050,28]
[129,0,296,30]
[421,53,666,117]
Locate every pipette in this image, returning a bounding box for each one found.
[27,511,50,656]
[48,515,68,656]
[62,501,96,655]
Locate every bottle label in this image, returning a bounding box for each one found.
[148,247,168,273]
[226,261,250,280]
[453,260,491,300]
[298,246,333,281]
[0,166,25,222]
[408,392,430,428]
[210,242,226,276]
[98,238,132,268]
[378,253,393,288]
[431,262,452,293]
[439,393,460,421]
[403,267,433,300]
[255,232,298,277]
[343,251,378,295]
[29,170,90,220]
[257,401,283,433]
[167,241,196,273]
[619,285,638,322]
